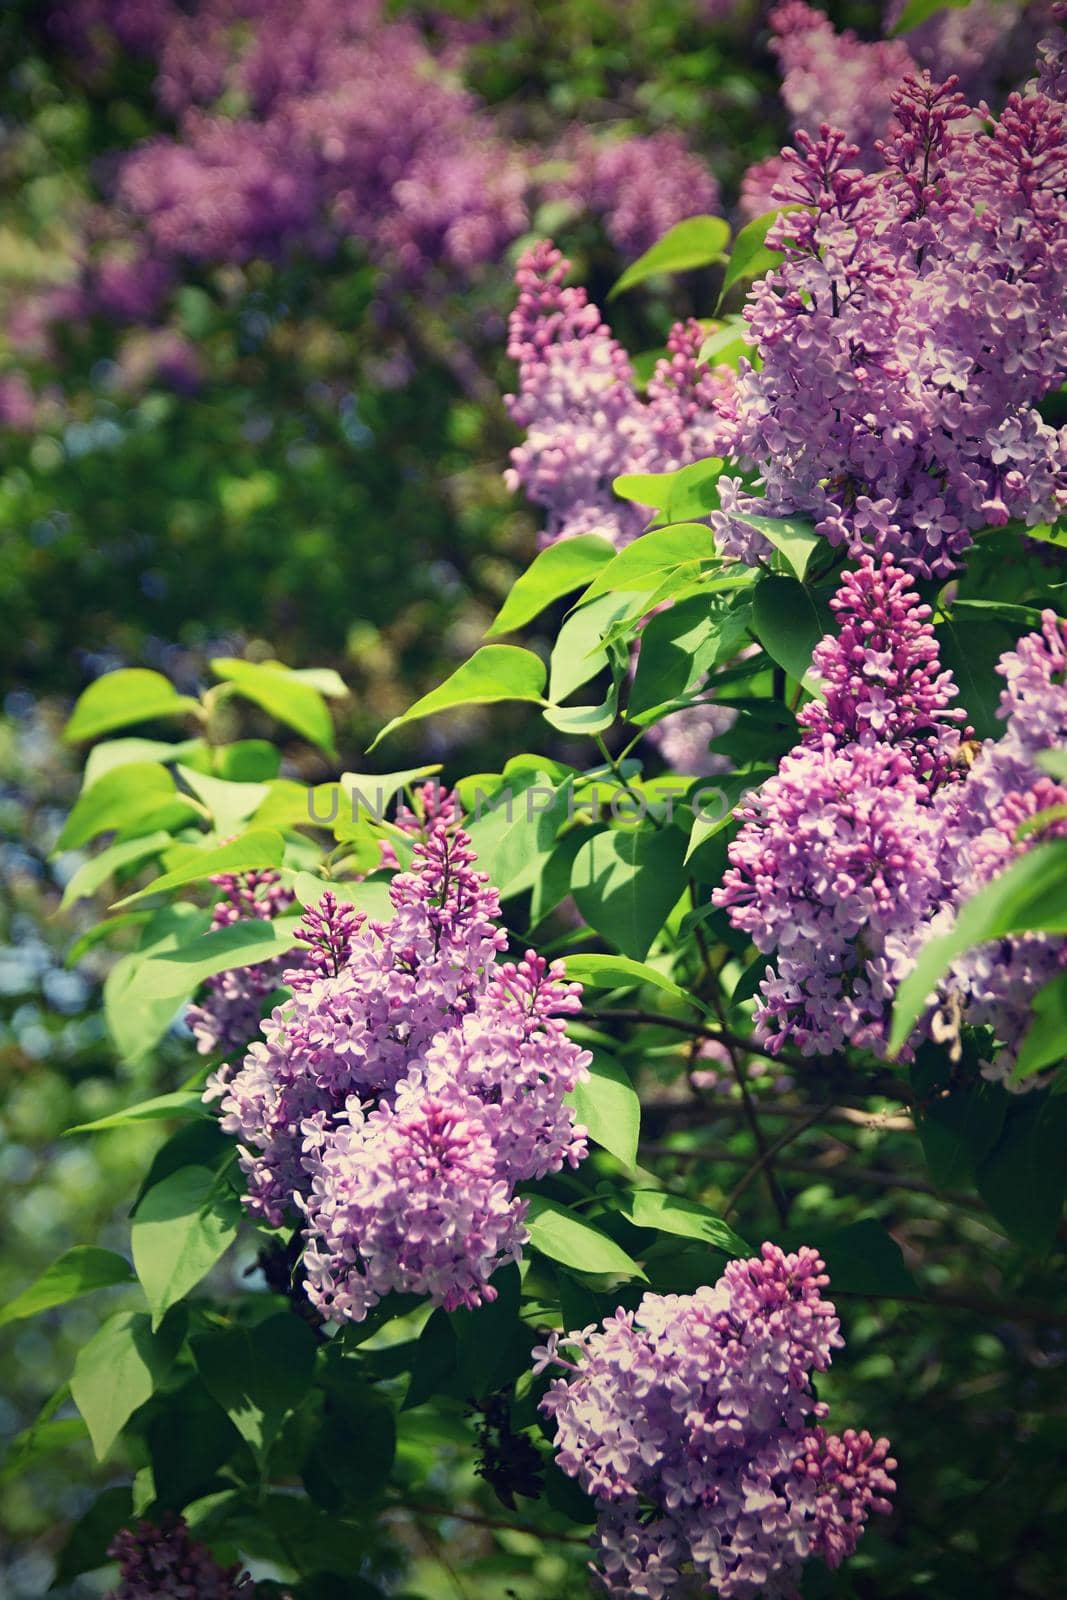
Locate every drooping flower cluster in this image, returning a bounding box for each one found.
[715,554,965,1055]
[715,68,1067,577]
[207,820,590,1320]
[715,552,1067,1077]
[933,611,1067,1086]
[536,1244,895,1599]
[552,131,721,261]
[505,242,735,547]
[106,1516,254,1598]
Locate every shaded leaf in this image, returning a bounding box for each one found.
[0,1247,134,1329]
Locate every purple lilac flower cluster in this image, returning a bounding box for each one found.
[552,130,721,261]
[715,553,1067,1076]
[716,69,1067,578]
[505,242,735,548]
[206,821,590,1320]
[106,1516,254,1598]
[769,1,916,168]
[933,612,1067,1087]
[186,868,299,1058]
[535,1244,895,1599]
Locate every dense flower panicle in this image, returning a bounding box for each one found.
[505,244,734,547]
[106,1516,254,1598]
[932,612,1067,1086]
[799,553,968,781]
[769,1,915,165]
[887,0,1052,102]
[1038,0,1067,96]
[537,1245,894,1599]
[207,822,590,1315]
[714,738,947,1055]
[186,869,298,1057]
[555,131,721,260]
[714,67,1067,577]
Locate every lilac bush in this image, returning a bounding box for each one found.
[106,1516,254,1597]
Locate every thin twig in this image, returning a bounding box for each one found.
[386,1500,589,1545]
[723,1101,833,1216]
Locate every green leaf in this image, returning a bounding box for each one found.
[890,0,969,35]
[582,523,716,601]
[212,658,336,755]
[84,736,207,789]
[465,771,573,899]
[67,1090,208,1135]
[102,902,213,1063]
[369,646,547,749]
[718,207,799,304]
[697,318,749,369]
[628,597,722,720]
[567,1054,640,1168]
[55,763,196,853]
[609,215,730,298]
[934,616,1017,741]
[613,458,724,523]
[71,1310,182,1460]
[112,828,286,907]
[289,666,350,698]
[732,512,821,581]
[799,1221,916,1297]
[1014,971,1067,1084]
[563,952,693,1005]
[911,1051,1007,1189]
[192,1314,318,1464]
[292,872,394,922]
[618,1191,749,1255]
[60,831,173,910]
[1038,749,1067,783]
[303,1362,397,1513]
[548,594,630,704]
[889,842,1067,1053]
[214,740,282,781]
[132,1165,241,1329]
[64,669,199,743]
[338,764,443,819]
[125,912,303,1004]
[753,575,832,684]
[685,768,774,864]
[0,1246,134,1328]
[524,1196,645,1278]
[486,535,616,636]
[53,1485,134,1583]
[976,1096,1067,1252]
[572,824,688,961]
[177,765,270,838]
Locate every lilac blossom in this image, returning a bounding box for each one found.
[714,70,1067,577]
[714,555,965,1056]
[187,869,299,1057]
[505,244,734,547]
[769,0,915,166]
[799,553,968,782]
[933,612,1067,1087]
[106,1516,254,1598]
[644,702,734,777]
[553,131,721,261]
[1038,0,1067,96]
[207,825,590,1318]
[536,1244,895,1599]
